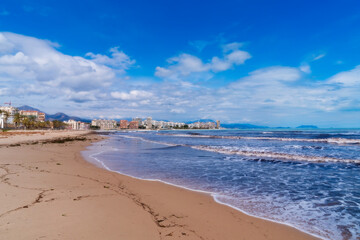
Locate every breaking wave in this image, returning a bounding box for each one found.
[191,145,359,164]
[158,133,360,145]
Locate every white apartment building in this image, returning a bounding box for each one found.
[64,119,90,130]
[91,119,117,130]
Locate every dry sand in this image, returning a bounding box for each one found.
[0,131,319,239]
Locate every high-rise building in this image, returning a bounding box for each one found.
[216,120,220,129]
[91,119,117,130]
[0,112,5,129]
[146,117,152,129]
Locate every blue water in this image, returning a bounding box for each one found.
[83,129,360,240]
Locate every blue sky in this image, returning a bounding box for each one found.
[0,0,360,127]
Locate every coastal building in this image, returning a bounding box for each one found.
[0,106,18,115]
[188,121,216,129]
[128,121,139,129]
[0,112,5,128]
[91,119,117,130]
[19,110,46,122]
[0,106,18,124]
[132,117,142,122]
[146,117,152,129]
[120,120,129,129]
[64,119,90,130]
[216,120,220,129]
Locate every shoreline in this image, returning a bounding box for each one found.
[0,131,319,239]
[85,139,324,240]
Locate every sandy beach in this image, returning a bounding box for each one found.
[0,131,318,240]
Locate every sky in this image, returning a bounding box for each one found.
[0,0,360,127]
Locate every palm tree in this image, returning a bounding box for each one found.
[13,113,21,129]
[22,116,36,130]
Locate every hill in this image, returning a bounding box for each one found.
[221,123,268,129]
[17,105,91,123]
[296,125,318,129]
[186,119,216,124]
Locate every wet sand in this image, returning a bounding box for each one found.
[0,131,319,239]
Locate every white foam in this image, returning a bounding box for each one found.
[82,139,326,240]
[192,145,358,163]
[158,133,360,145]
[119,135,178,146]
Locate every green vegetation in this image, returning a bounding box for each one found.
[2,113,67,130]
[90,125,100,130]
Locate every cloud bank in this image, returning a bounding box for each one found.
[155,42,251,81]
[0,32,359,127]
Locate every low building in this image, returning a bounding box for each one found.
[0,106,18,115]
[0,106,18,125]
[128,121,139,129]
[120,120,129,129]
[91,119,117,130]
[64,119,90,130]
[19,110,46,122]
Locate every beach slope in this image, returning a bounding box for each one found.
[0,131,318,239]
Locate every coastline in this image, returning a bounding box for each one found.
[0,131,319,239]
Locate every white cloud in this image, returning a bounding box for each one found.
[155,54,208,80]
[0,32,136,101]
[313,53,326,61]
[111,90,153,100]
[66,90,98,103]
[0,32,120,92]
[1,32,358,127]
[240,66,302,84]
[170,108,186,114]
[222,42,244,53]
[211,50,250,72]
[327,65,360,86]
[85,47,135,72]
[299,63,311,73]
[155,43,251,81]
[38,63,358,127]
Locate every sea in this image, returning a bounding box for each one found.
[82,129,360,240]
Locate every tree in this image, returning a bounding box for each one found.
[13,113,21,128]
[52,120,65,129]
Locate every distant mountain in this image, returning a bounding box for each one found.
[296,125,318,129]
[17,105,42,112]
[186,119,216,124]
[221,123,268,129]
[46,112,90,122]
[17,105,91,123]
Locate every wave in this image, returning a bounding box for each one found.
[118,134,358,164]
[158,133,360,145]
[118,135,178,147]
[191,145,359,164]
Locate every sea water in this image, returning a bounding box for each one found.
[82,129,360,240]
